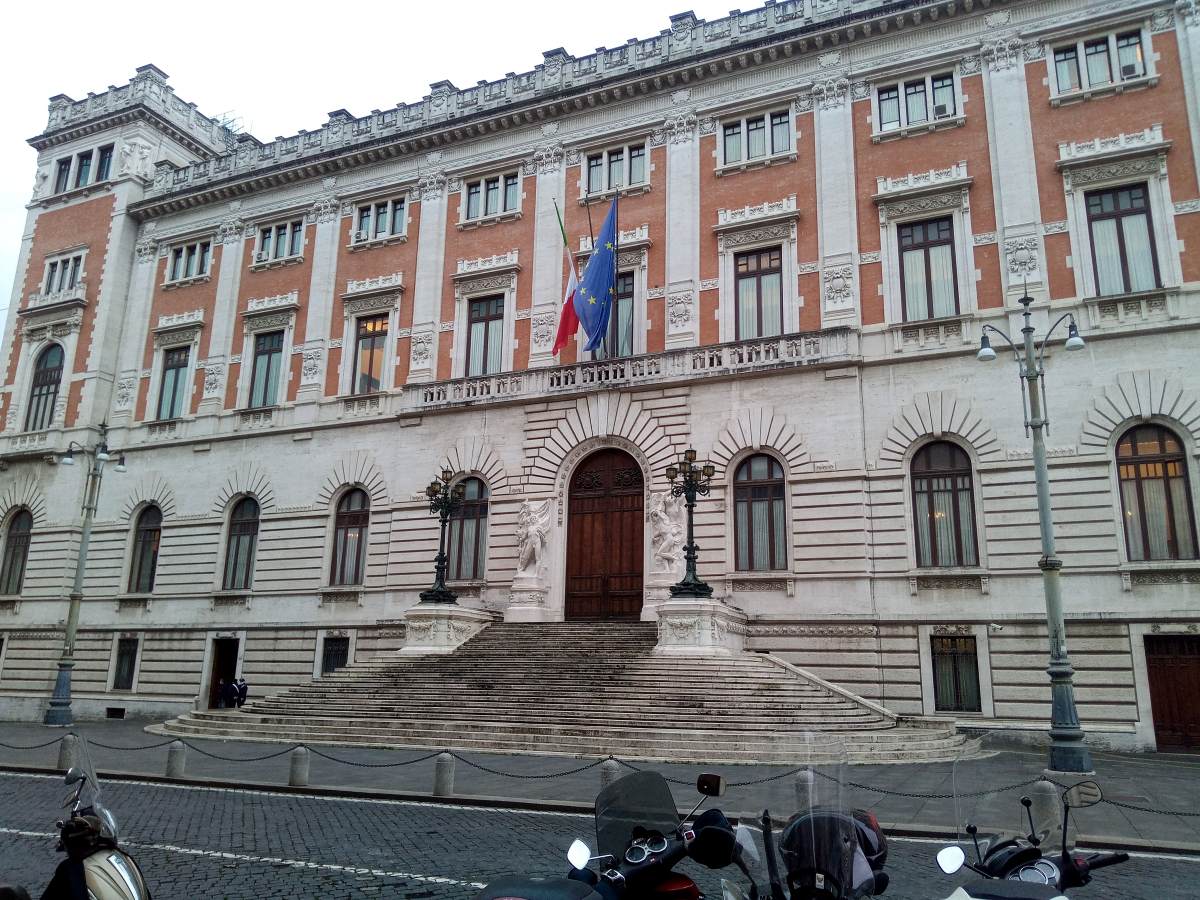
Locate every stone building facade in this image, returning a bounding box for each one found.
[1,0,1199,751]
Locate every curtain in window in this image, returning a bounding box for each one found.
[222,498,259,591]
[902,249,928,321]
[747,118,766,158]
[1121,214,1156,291]
[1116,426,1197,561]
[737,276,759,339]
[128,506,162,594]
[733,455,786,571]
[912,443,977,568]
[486,316,503,374]
[448,478,489,581]
[468,321,487,376]
[929,244,957,318]
[760,272,782,337]
[25,344,63,432]
[0,510,33,595]
[331,489,369,586]
[1090,219,1124,295]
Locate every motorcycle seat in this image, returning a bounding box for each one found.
[961,880,1063,900]
[476,876,605,900]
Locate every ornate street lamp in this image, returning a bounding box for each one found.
[419,467,466,605]
[665,448,716,599]
[45,422,127,726]
[977,292,1090,774]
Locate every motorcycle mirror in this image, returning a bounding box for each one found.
[936,846,966,875]
[1063,781,1102,809]
[64,767,86,786]
[697,773,726,798]
[567,840,591,870]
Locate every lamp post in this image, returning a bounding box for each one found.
[44,423,127,726]
[419,468,465,605]
[977,292,1091,774]
[665,448,716,599]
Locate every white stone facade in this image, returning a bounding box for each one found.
[0,1,1198,751]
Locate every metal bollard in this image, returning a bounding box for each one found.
[288,746,310,787]
[600,758,622,790]
[57,733,79,772]
[1029,779,1062,845]
[794,769,816,811]
[165,741,187,779]
[433,752,455,796]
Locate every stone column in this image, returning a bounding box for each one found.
[660,103,701,349]
[810,74,860,328]
[1176,5,1200,189]
[195,207,246,418]
[110,226,164,428]
[408,172,449,382]
[526,137,567,368]
[294,185,343,418]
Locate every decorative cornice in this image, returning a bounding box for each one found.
[454,250,520,279]
[877,188,970,224]
[874,162,970,201]
[244,290,299,313]
[1056,125,1169,169]
[714,195,798,232]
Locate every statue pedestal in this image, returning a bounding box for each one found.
[504,574,553,623]
[400,604,493,655]
[641,575,675,622]
[654,599,747,656]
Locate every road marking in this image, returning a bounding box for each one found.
[0,827,487,886]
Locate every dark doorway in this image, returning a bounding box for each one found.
[1145,634,1200,751]
[207,637,240,709]
[565,448,644,619]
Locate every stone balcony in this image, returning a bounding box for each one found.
[21,283,87,315]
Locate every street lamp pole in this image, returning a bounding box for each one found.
[977,293,1091,774]
[44,423,127,726]
[419,468,465,605]
[665,448,716,599]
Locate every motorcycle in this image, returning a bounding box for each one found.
[933,734,1128,899]
[475,769,758,900]
[758,734,889,900]
[36,735,151,900]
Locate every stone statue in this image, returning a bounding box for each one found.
[32,167,48,198]
[648,491,685,575]
[119,140,154,179]
[514,498,552,578]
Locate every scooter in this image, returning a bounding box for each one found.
[760,806,889,899]
[474,771,758,900]
[35,737,151,900]
[935,780,1128,899]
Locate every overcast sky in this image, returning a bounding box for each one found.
[0,0,734,324]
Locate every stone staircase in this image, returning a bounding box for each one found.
[157,622,967,763]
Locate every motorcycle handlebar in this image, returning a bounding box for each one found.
[1084,852,1129,872]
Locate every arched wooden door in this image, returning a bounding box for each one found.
[565,449,644,619]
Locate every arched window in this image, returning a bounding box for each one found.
[222,498,259,590]
[912,442,978,568]
[733,454,787,571]
[1117,425,1198,561]
[448,478,489,581]
[25,344,64,432]
[0,510,33,595]
[128,506,162,594]
[330,489,369,586]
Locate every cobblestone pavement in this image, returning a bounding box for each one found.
[0,773,1196,899]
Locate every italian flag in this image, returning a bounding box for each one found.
[551,200,579,356]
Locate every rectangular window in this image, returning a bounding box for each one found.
[74,151,93,189]
[1086,183,1160,296]
[585,144,648,194]
[353,314,388,395]
[321,636,350,675]
[466,295,504,376]
[1085,38,1112,86]
[931,636,982,713]
[734,247,784,340]
[256,220,304,263]
[156,346,190,420]
[249,330,284,408]
[1116,32,1145,80]
[352,197,406,244]
[43,254,83,294]
[53,158,71,194]
[898,217,958,321]
[96,145,114,182]
[876,72,956,133]
[594,271,635,360]
[112,638,139,691]
[721,110,791,165]
[463,173,520,220]
[165,240,212,283]
[1054,46,1081,92]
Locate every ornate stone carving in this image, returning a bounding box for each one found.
[152,323,201,349]
[1042,221,1069,234]
[1004,237,1040,275]
[858,251,880,264]
[811,77,849,110]
[1064,156,1165,191]
[932,624,975,635]
[417,172,447,203]
[527,143,564,175]
[917,575,985,591]
[720,223,792,249]
[410,332,434,366]
[1133,571,1200,586]
[301,348,323,383]
[667,292,693,328]
[959,55,981,75]
[878,190,969,223]
[531,312,556,347]
[1173,199,1200,215]
[747,624,877,637]
[822,266,854,311]
[648,492,684,575]
[651,109,697,146]
[310,195,339,224]
[1023,41,1046,61]
[732,580,788,592]
[982,38,1023,71]
[118,139,154,179]
[515,498,552,578]
[343,294,398,317]
[717,195,797,227]
[242,312,293,332]
[247,290,299,312]
[202,363,224,398]
[135,238,158,263]
[1179,0,1199,29]
[215,217,244,244]
[114,377,136,410]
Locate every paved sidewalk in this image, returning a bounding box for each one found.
[1,718,1197,849]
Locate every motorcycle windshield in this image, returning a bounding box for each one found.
[774,733,857,900]
[75,734,119,842]
[594,770,681,860]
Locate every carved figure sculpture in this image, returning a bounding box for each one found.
[649,491,685,574]
[515,498,552,578]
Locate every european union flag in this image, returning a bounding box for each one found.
[575,199,618,352]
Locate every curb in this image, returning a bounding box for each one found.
[5,764,1199,857]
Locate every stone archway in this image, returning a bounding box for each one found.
[564,447,645,619]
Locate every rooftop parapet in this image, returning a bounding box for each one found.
[33,63,236,157]
[137,0,901,200]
